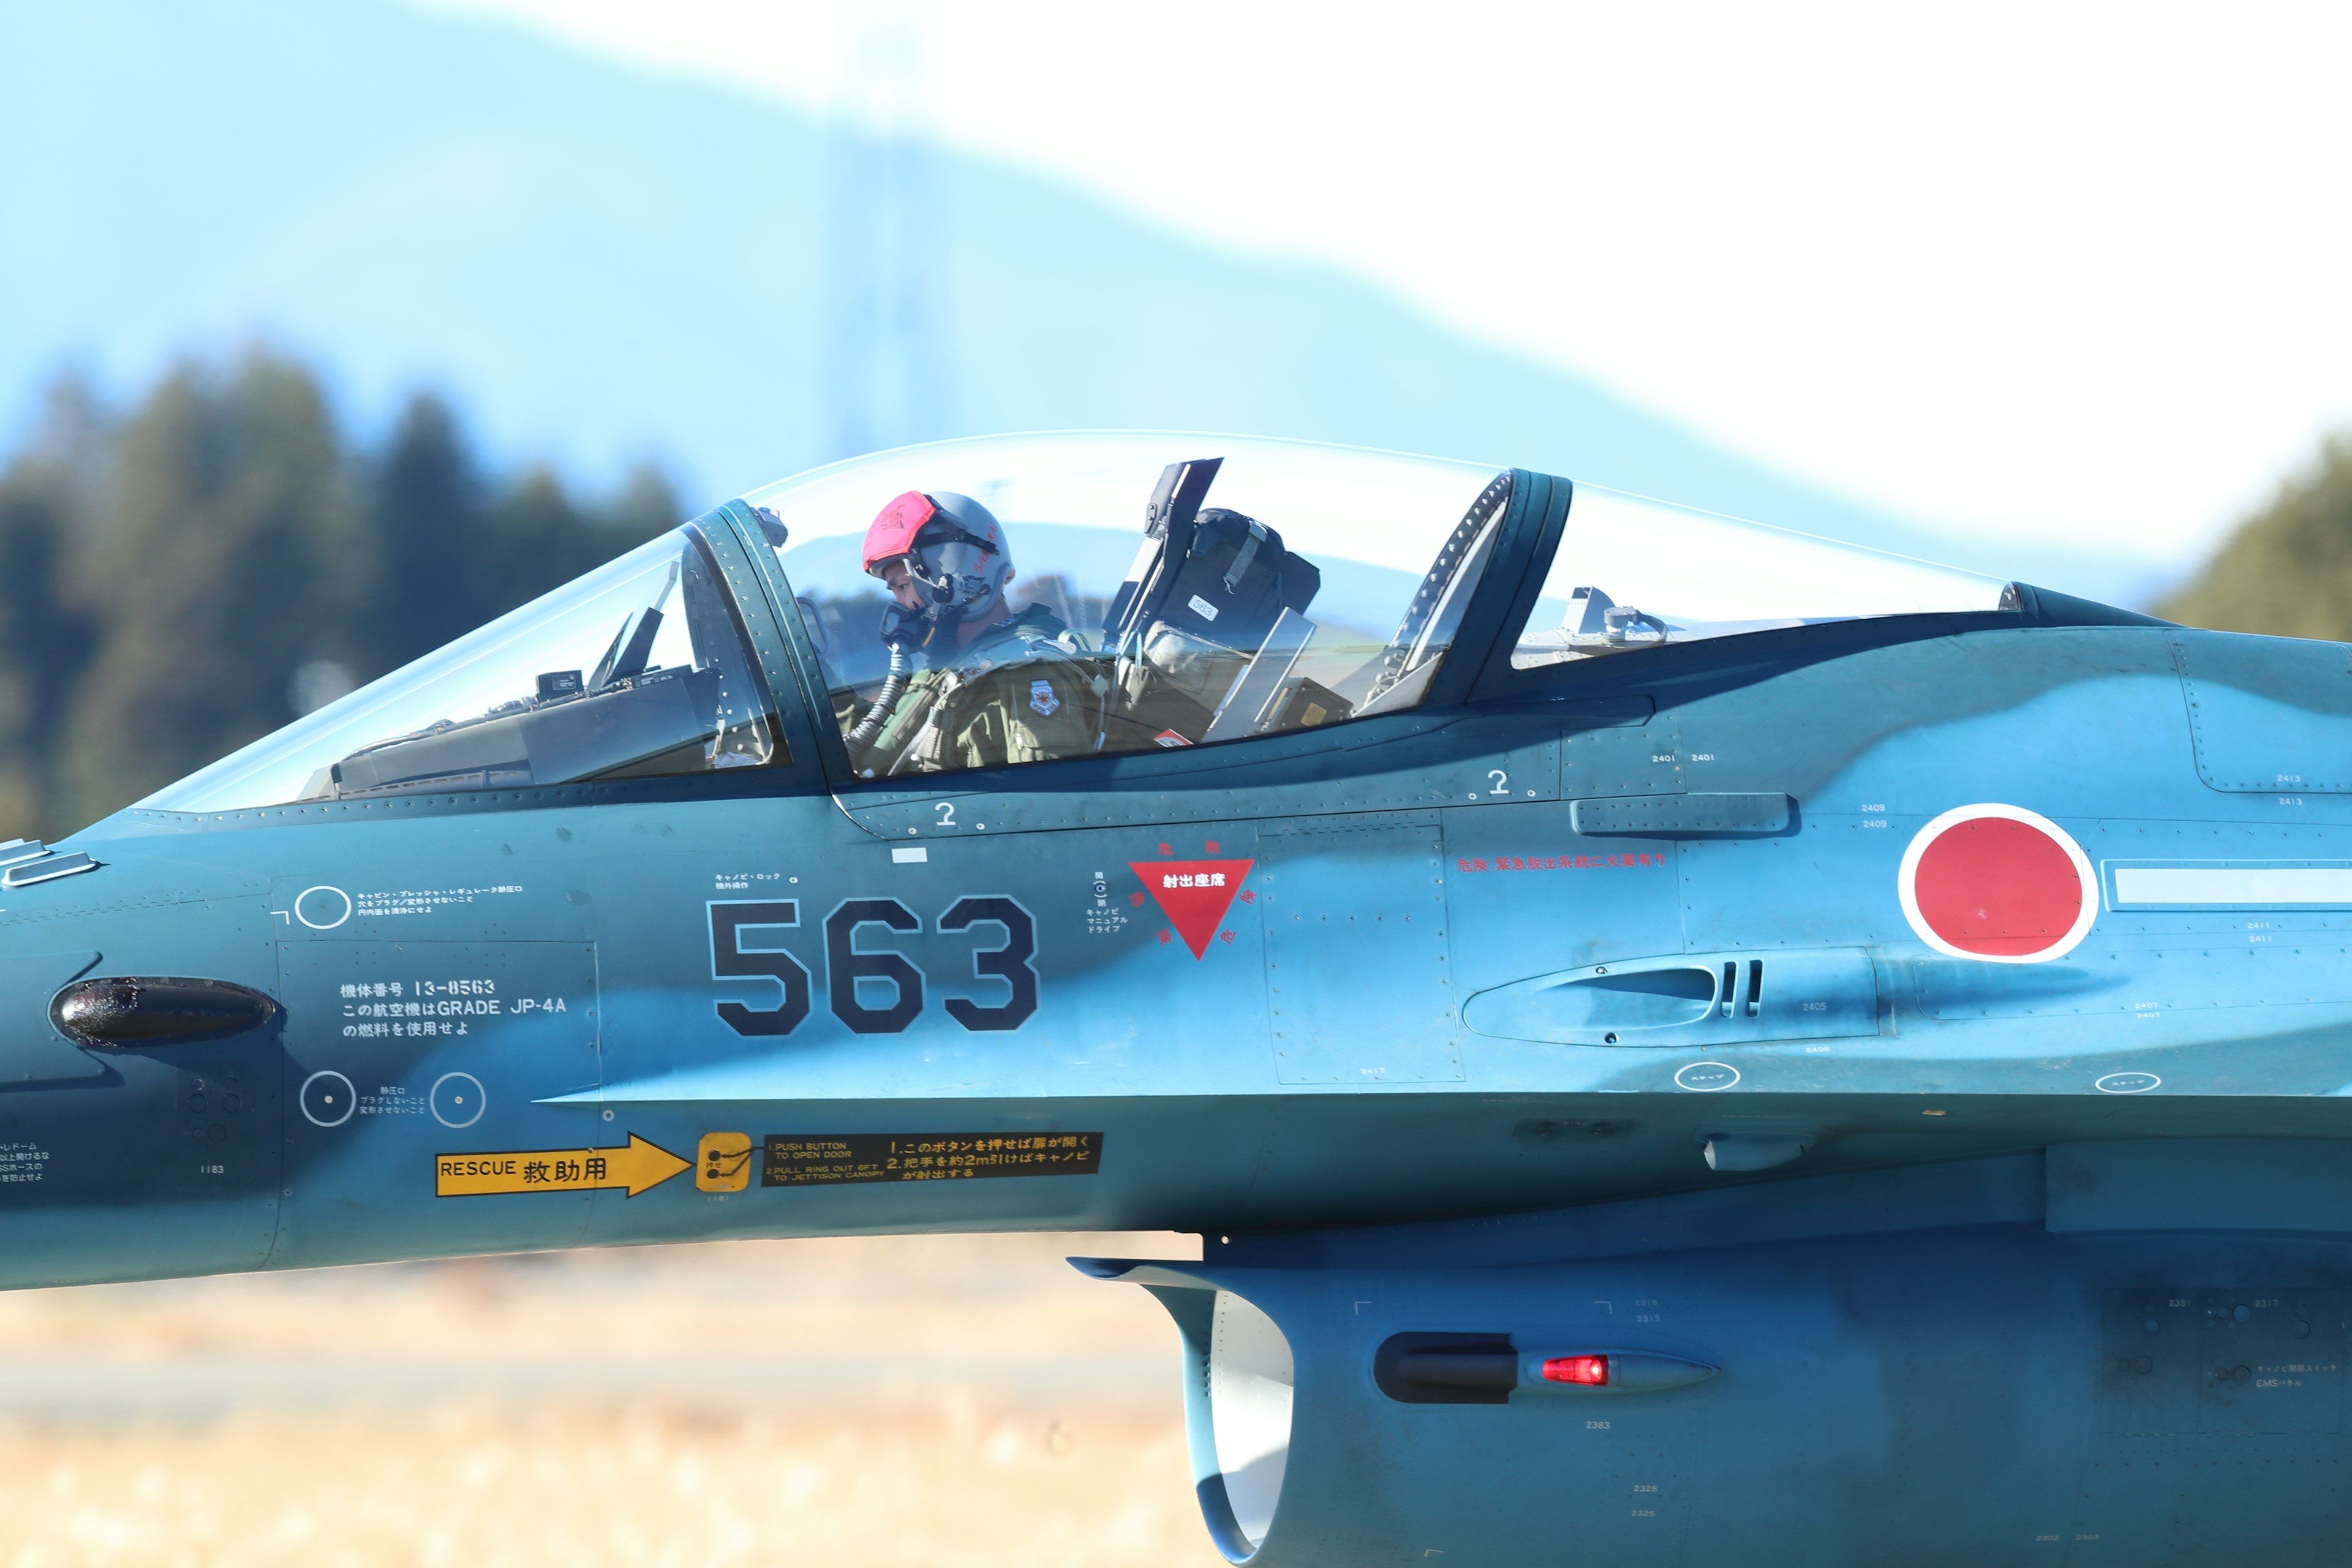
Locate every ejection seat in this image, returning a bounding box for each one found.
[1098,459,1334,750]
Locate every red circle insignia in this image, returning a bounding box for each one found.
[1898,804,2095,963]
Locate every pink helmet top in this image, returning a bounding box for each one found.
[861,491,940,576]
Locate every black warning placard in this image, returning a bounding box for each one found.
[761,1132,1102,1186]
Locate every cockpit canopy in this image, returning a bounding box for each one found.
[748,434,1515,775]
[147,526,781,814]
[138,432,2013,813]
[1509,484,2011,666]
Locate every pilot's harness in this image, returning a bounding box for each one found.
[851,622,1106,777]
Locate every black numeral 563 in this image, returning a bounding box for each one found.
[709,897,1038,1037]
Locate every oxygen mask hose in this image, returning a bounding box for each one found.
[845,604,931,763]
[844,641,913,760]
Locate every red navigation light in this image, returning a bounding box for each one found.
[1542,1355,1609,1385]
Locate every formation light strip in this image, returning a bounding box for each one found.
[2106,861,2352,910]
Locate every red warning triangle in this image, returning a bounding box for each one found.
[1130,859,1255,959]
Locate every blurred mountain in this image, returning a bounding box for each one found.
[0,0,2142,603]
[2158,435,2352,639]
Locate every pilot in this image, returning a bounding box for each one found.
[850,489,1099,774]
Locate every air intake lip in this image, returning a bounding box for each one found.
[50,976,279,1047]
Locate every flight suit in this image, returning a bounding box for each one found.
[872,606,1101,774]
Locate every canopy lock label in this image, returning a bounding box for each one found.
[762,1132,1102,1186]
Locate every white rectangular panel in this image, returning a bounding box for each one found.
[2109,862,2352,908]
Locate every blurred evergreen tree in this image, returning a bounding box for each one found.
[54,355,362,818]
[366,392,489,673]
[0,355,681,837]
[2159,435,2352,638]
[363,396,674,678]
[0,380,104,837]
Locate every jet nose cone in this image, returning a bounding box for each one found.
[50,976,278,1047]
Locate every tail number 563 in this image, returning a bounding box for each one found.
[709,897,1038,1038]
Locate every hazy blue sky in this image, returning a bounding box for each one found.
[428,0,2352,562]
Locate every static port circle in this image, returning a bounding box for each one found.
[299,1069,356,1127]
[2095,1072,2161,1095]
[1674,1061,1741,1093]
[293,886,353,930]
[431,1071,486,1129]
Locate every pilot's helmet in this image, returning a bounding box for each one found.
[861,490,1015,626]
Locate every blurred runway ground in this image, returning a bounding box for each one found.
[0,1233,1221,1567]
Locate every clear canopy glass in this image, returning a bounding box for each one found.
[1511,485,2012,666]
[143,527,779,813]
[134,435,2028,818]
[745,432,1512,777]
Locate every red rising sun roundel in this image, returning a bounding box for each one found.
[1896,804,2097,963]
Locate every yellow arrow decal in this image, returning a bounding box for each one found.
[435,1133,690,1199]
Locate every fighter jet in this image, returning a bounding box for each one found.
[2,430,2342,1564]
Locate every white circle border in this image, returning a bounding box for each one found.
[1674,1061,1741,1093]
[299,1069,357,1128]
[294,885,353,930]
[2095,1071,2162,1095]
[1896,803,2098,965]
[430,1071,486,1129]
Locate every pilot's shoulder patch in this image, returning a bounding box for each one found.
[1028,678,1061,717]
